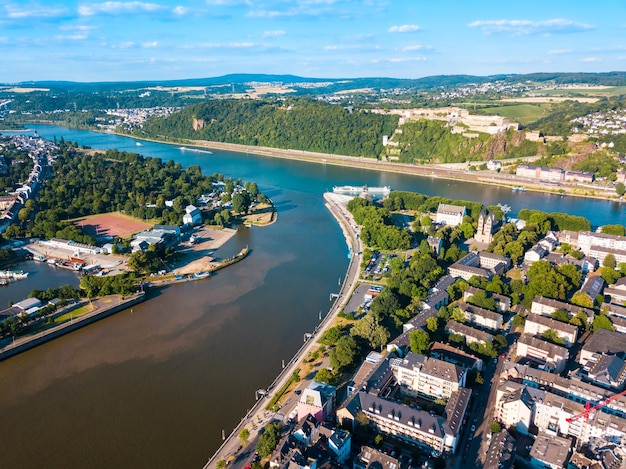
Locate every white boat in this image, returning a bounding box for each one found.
[0,270,29,279]
[193,271,211,279]
[179,146,212,154]
[332,185,391,195]
[135,141,143,146]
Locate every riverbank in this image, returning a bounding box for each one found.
[121,132,619,202]
[204,193,363,469]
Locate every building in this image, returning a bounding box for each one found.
[523,314,578,347]
[585,353,626,391]
[529,432,571,469]
[427,236,443,255]
[448,251,510,281]
[525,245,548,263]
[337,389,469,455]
[484,430,516,469]
[353,446,406,469]
[457,302,503,331]
[604,278,626,305]
[446,320,494,345]
[346,351,395,397]
[579,329,626,367]
[516,164,565,183]
[588,245,626,266]
[436,203,466,227]
[298,381,337,423]
[495,381,536,434]
[391,352,467,399]
[576,275,605,304]
[564,170,594,183]
[430,342,484,371]
[421,289,449,312]
[577,231,626,256]
[475,209,495,244]
[463,287,511,313]
[182,204,202,225]
[515,334,569,373]
[531,296,594,325]
[337,392,447,454]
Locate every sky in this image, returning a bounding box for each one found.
[1,0,625,83]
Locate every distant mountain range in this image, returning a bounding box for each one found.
[6,71,626,93]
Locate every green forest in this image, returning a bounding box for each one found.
[3,141,249,242]
[136,98,398,158]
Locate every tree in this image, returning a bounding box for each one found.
[216,460,226,469]
[232,191,252,214]
[238,428,250,443]
[616,182,625,197]
[541,329,566,346]
[350,313,390,350]
[409,329,431,354]
[467,290,497,311]
[257,422,282,457]
[314,368,335,385]
[592,314,616,332]
[490,422,502,433]
[512,314,525,328]
[571,291,594,308]
[426,316,439,333]
[603,253,616,269]
[550,308,572,323]
[330,335,359,371]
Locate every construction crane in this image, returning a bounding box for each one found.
[566,388,626,423]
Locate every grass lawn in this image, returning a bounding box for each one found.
[54,303,94,324]
[470,103,551,125]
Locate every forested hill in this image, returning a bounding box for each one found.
[137,99,399,158]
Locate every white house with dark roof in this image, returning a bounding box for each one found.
[436,203,466,227]
[524,314,578,347]
[391,352,466,399]
[446,320,494,345]
[579,328,626,367]
[515,333,569,373]
[457,302,503,331]
[531,296,594,325]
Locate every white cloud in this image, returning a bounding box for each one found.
[262,30,286,38]
[581,56,600,62]
[191,42,256,49]
[142,41,158,48]
[548,49,572,55]
[387,57,427,63]
[115,41,136,48]
[388,24,420,33]
[403,43,433,52]
[172,6,188,15]
[5,3,67,19]
[468,18,594,36]
[78,2,164,16]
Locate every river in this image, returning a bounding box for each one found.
[0,125,623,468]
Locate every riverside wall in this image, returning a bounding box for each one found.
[0,292,146,361]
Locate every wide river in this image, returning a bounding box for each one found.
[0,125,624,468]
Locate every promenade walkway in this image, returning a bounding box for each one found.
[204,193,362,469]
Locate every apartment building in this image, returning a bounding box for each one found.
[523,314,578,347]
[515,334,569,373]
[391,352,466,399]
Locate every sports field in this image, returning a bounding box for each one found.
[74,212,152,238]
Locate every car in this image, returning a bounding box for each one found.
[294,389,301,395]
[470,425,476,433]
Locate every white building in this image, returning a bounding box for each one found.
[436,203,466,227]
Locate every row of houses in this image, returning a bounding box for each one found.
[516,164,594,184]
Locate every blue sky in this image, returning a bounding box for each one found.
[1,0,625,83]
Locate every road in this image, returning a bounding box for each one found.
[204,193,363,469]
